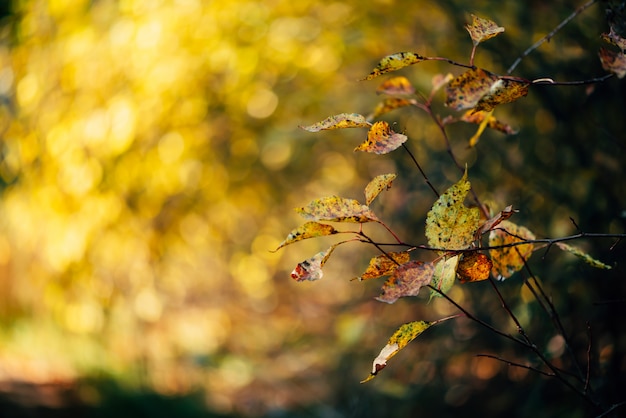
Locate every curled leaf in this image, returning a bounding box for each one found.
[376,261,434,304]
[355,251,410,281]
[555,242,612,270]
[362,52,425,81]
[474,205,516,239]
[296,196,379,223]
[275,222,338,251]
[354,121,408,154]
[365,173,397,205]
[425,170,481,250]
[457,252,493,283]
[290,245,337,282]
[465,14,505,45]
[489,220,535,280]
[299,113,371,132]
[361,320,433,383]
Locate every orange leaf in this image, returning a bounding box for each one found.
[376,76,416,96]
[376,261,435,304]
[489,220,535,280]
[457,252,493,283]
[459,110,518,135]
[354,121,408,154]
[465,14,505,46]
[355,251,410,281]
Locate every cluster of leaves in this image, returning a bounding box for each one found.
[277,12,617,387]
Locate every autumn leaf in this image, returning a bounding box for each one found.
[274,222,338,251]
[365,173,397,205]
[296,196,379,223]
[425,170,481,250]
[599,48,626,79]
[431,73,454,94]
[290,245,338,282]
[457,252,493,283]
[376,76,416,96]
[489,220,535,280]
[465,14,505,45]
[376,261,434,304]
[354,121,408,154]
[362,52,425,81]
[369,98,416,119]
[354,251,410,281]
[555,242,612,270]
[445,69,528,111]
[361,320,433,383]
[475,77,529,112]
[429,255,460,299]
[457,110,518,135]
[299,113,372,132]
[601,26,626,52]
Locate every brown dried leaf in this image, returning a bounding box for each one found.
[599,48,626,78]
[376,261,435,304]
[355,251,410,281]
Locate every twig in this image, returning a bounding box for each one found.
[585,322,592,393]
[401,143,440,199]
[475,353,553,377]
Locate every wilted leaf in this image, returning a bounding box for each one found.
[376,261,434,304]
[475,77,529,112]
[362,52,425,81]
[555,242,612,270]
[457,252,493,283]
[354,121,408,154]
[290,245,338,282]
[599,48,626,78]
[365,173,397,205]
[296,196,379,223]
[425,170,481,250]
[361,320,433,383]
[474,205,516,239]
[369,98,416,119]
[429,255,460,299]
[489,220,535,280]
[275,222,338,251]
[431,73,454,94]
[299,113,372,132]
[376,76,416,96]
[465,14,505,46]
[445,68,498,111]
[355,251,410,281]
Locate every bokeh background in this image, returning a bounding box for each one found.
[0,0,624,417]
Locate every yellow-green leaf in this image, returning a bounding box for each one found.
[299,113,372,132]
[465,14,505,46]
[275,222,338,251]
[362,52,425,81]
[489,220,535,280]
[365,173,397,205]
[425,170,481,250]
[555,242,612,270]
[355,251,410,281]
[354,121,408,154]
[376,261,434,304]
[361,320,433,383]
[295,196,379,223]
[429,254,460,299]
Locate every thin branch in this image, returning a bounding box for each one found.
[401,143,440,198]
[475,353,554,377]
[507,0,598,74]
[585,322,592,393]
[596,401,626,418]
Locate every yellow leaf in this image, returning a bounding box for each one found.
[275,222,338,251]
[376,261,434,304]
[299,113,372,132]
[468,109,494,147]
[445,68,498,111]
[457,252,493,283]
[365,173,397,205]
[296,196,379,223]
[425,170,481,250]
[361,320,433,383]
[355,251,410,281]
[465,14,505,46]
[475,77,529,112]
[362,52,425,81]
[354,121,408,154]
[489,220,535,280]
[459,110,518,135]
